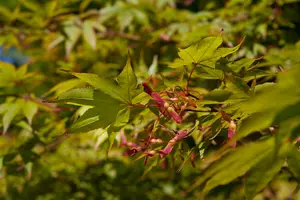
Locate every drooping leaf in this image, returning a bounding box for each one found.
[83,20,97,49]
[3,100,22,133]
[190,138,274,194]
[287,146,300,180]
[228,58,256,73]
[25,162,33,179]
[0,61,16,87]
[16,64,28,80]
[64,21,81,57]
[148,55,158,76]
[225,75,250,95]
[23,100,38,125]
[57,88,94,102]
[114,106,130,127]
[244,148,285,199]
[235,111,275,140]
[204,89,232,102]
[202,138,274,196]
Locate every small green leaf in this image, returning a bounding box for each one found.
[0,6,11,21]
[0,61,16,87]
[107,129,118,153]
[83,20,97,49]
[23,100,38,125]
[58,88,93,100]
[235,111,275,140]
[3,100,22,133]
[225,75,250,94]
[25,162,33,179]
[117,53,139,103]
[148,55,158,76]
[287,146,300,180]
[114,107,130,127]
[204,89,232,102]
[64,22,81,57]
[228,58,256,72]
[48,35,64,50]
[80,0,92,11]
[16,64,28,80]
[70,115,100,132]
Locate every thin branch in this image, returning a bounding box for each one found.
[186,63,197,92]
[101,29,140,41]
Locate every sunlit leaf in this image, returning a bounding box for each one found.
[287,146,300,180]
[23,100,38,125]
[3,100,22,133]
[83,20,97,49]
[0,61,16,87]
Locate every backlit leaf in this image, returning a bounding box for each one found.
[3,100,22,133]
[245,148,285,199]
[287,146,300,180]
[23,100,38,125]
[83,20,97,49]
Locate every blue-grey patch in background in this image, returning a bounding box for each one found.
[0,46,28,66]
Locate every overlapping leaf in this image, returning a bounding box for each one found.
[58,55,140,132]
[72,55,141,104]
[59,88,122,133]
[170,36,242,68]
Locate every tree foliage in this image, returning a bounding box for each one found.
[0,0,299,199]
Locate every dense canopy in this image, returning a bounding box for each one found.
[0,0,299,199]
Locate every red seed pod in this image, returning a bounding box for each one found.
[144,150,156,157]
[159,145,174,158]
[164,102,170,108]
[176,130,188,140]
[169,139,176,145]
[151,92,166,106]
[170,97,178,102]
[167,106,182,123]
[150,138,163,144]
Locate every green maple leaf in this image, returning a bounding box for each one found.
[73,53,141,104]
[57,54,140,133]
[170,36,242,68]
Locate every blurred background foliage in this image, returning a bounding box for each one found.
[0,0,299,199]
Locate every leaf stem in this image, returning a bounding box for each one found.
[186,63,197,93]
